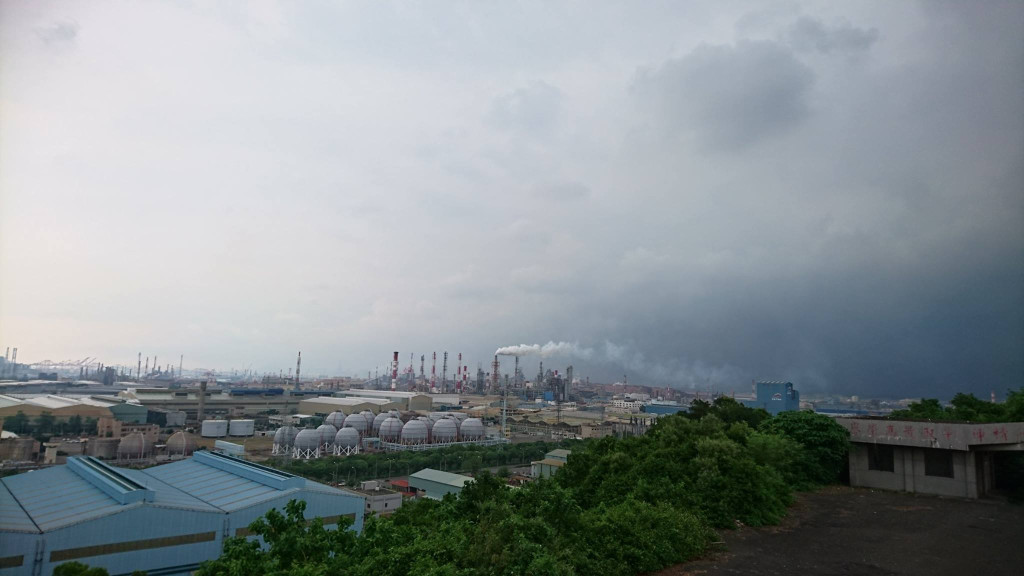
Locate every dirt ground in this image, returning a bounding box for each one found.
[659,486,1024,576]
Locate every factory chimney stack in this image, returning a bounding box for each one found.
[198,380,207,422]
[391,351,399,391]
[295,351,302,391]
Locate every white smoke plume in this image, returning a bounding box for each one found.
[495,341,594,359]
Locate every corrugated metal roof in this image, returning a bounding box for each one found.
[408,468,474,488]
[546,449,572,459]
[1,455,360,533]
[1,467,130,532]
[141,458,299,512]
[306,396,391,406]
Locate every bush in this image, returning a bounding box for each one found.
[759,410,850,485]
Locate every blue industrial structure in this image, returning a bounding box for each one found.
[0,452,363,576]
[741,381,801,415]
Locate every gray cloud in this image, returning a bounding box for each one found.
[488,81,563,135]
[635,40,815,150]
[787,16,879,54]
[35,20,78,46]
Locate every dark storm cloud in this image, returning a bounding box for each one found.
[634,40,815,150]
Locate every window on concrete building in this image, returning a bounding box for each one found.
[867,444,894,472]
[924,448,954,478]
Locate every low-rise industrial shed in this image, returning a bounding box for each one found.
[0,451,364,576]
[838,418,1024,499]
[298,396,398,416]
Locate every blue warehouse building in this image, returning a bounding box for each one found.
[741,381,801,415]
[0,452,363,576]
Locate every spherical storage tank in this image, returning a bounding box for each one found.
[335,427,360,449]
[371,412,390,436]
[359,410,375,429]
[274,425,299,448]
[400,419,429,445]
[432,418,458,443]
[229,419,254,437]
[343,413,368,436]
[324,411,346,429]
[428,412,446,424]
[166,431,197,456]
[293,428,321,451]
[460,418,484,441]
[118,432,149,459]
[316,424,338,447]
[379,417,403,442]
[201,420,228,438]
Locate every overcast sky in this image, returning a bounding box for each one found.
[1,1,1021,399]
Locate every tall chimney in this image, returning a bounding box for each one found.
[295,351,302,391]
[391,351,399,391]
[198,380,207,422]
[456,353,462,393]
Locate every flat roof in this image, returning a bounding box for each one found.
[408,468,474,488]
[303,396,392,406]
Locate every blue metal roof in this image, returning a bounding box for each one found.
[1,453,360,533]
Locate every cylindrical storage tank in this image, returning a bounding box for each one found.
[324,411,346,429]
[334,427,360,449]
[274,425,299,448]
[228,419,255,437]
[118,432,148,459]
[460,418,484,440]
[379,417,403,442]
[201,420,228,438]
[400,419,429,445]
[293,429,320,452]
[371,412,390,436]
[432,418,458,443]
[343,413,367,436]
[316,424,337,447]
[166,431,197,456]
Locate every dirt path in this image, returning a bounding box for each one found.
[659,487,1024,576]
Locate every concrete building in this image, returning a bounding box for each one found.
[96,417,160,446]
[642,401,686,416]
[531,449,571,478]
[839,418,1024,499]
[741,381,800,415]
[298,396,397,417]
[344,480,403,516]
[0,451,364,576]
[407,468,474,500]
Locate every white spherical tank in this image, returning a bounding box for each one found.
[400,419,429,445]
[228,419,254,437]
[316,424,338,447]
[274,425,298,448]
[371,412,390,436]
[359,410,375,429]
[432,418,458,443]
[293,428,321,451]
[460,418,484,440]
[200,420,229,438]
[324,411,346,428]
[343,413,367,436]
[379,417,403,442]
[428,412,446,424]
[335,427,360,448]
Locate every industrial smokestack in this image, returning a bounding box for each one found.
[442,352,448,394]
[456,353,462,393]
[179,354,183,379]
[391,351,398,391]
[295,351,302,391]
[137,353,142,383]
[431,352,437,390]
[198,380,207,422]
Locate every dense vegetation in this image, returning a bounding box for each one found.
[890,387,1024,423]
[273,441,566,485]
[196,408,849,576]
